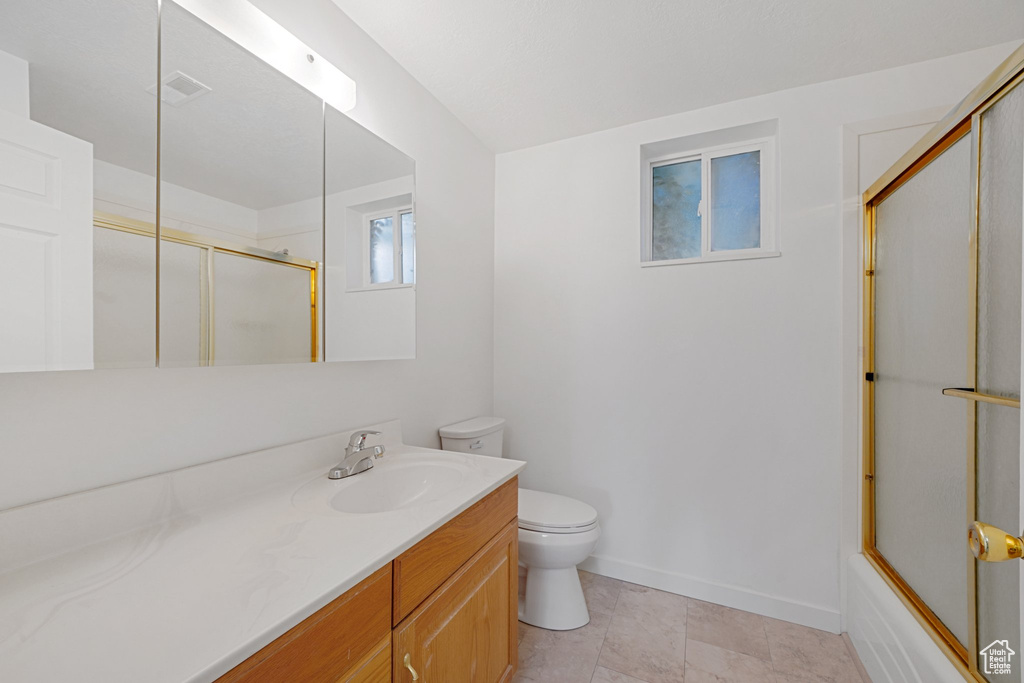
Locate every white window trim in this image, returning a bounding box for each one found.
[642,136,778,267]
[363,206,413,288]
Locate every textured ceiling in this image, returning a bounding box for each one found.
[0,0,413,211]
[331,0,1024,152]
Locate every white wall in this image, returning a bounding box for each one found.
[96,159,328,258]
[493,42,1020,632]
[0,0,495,512]
[0,48,28,118]
[257,196,322,261]
[94,160,260,246]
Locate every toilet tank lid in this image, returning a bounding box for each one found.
[439,416,506,439]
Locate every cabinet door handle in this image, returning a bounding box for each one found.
[403,653,420,681]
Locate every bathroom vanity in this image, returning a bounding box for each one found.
[219,479,518,682]
[0,423,525,682]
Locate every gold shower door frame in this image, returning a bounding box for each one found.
[94,211,319,365]
[862,45,1024,682]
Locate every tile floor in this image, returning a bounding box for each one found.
[514,571,870,683]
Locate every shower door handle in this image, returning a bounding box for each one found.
[968,521,1024,562]
[941,388,1021,408]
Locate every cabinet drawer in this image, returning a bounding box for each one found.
[394,521,519,683]
[218,564,392,683]
[393,477,518,624]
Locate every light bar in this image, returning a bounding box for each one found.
[172,0,357,112]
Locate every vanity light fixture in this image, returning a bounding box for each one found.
[172,0,357,112]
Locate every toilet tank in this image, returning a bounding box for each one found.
[439,417,505,457]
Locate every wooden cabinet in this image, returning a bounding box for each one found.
[339,635,391,683]
[217,564,392,683]
[217,478,518,683]
[394,521,519,683]
[393,478,518,624]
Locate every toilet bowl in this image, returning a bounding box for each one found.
[439,417,600,631]
[517,488,599,630]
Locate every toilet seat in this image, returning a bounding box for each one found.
[518,488,598,534]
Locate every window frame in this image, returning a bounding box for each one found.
[642,137,778,266]
[363,206,414,289]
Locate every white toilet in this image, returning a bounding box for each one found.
[439,417,599,631]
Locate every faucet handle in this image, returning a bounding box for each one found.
[348,429,382,448]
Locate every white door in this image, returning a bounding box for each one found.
[0,107,93,372]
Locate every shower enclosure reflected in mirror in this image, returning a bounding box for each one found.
[0,0,158,373]
[160,0,417,366]
[325,106,416,362]
[159,1,324,368]
[0,0,417,372]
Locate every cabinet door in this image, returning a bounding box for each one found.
[341,635,391,683]
[393,478,518,624]
[394,521,518,683]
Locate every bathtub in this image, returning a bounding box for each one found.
[846,554,964,682]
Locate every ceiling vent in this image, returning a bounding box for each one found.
[146,71,212,107]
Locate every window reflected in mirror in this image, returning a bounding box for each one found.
[325,106,416,362]
[370,215,396,285]
[401,211,416,285]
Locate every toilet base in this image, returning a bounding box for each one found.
[519,566,590,631]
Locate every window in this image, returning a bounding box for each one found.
[366,208,415,286]
[644,137,776,265]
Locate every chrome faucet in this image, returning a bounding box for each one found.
[328,430,386,479]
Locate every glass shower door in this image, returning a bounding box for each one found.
[865,48,1024,682]
[159,240,207,368]
[212,252,313,366]
[872,132,973,653]
[93,226,155,369]
[972,78,1024,682]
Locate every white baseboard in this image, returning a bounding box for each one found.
[578,554,842,634]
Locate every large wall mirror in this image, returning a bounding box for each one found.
[0,0,416,374]
[0,0,159,373]
[325,107,416,362]
[159,1,325,368]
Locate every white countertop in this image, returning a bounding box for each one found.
[0,421,525,682]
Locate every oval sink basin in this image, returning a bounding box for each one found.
[331,461,466,514]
